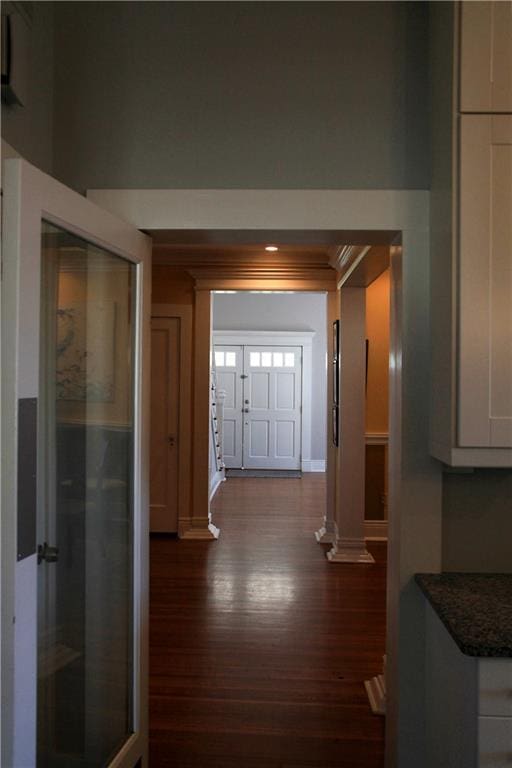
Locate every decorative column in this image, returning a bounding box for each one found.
[327,287,374,563]
[315,289,338,544]
[180,288,219,539]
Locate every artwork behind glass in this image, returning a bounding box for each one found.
[56,302,116,401]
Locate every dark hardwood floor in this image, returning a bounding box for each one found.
[150,475,386,768]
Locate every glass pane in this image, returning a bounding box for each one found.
[261,352,272,367]
[250,352,260,367]
[38,222,135,767]
[273,352,283,367]
[214,350,225,367]
[225,351,236,367]
[285,353,295,367]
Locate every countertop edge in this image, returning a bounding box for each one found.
[415,573,512,659]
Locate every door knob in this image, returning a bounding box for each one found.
[168,435,176,446]
[243,408,250,413]
[37,542,59,564]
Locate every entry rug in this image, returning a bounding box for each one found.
[226,469,302,478]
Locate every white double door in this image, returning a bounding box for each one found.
[215,345,302,470]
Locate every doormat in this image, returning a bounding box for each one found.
[226,469,302,478]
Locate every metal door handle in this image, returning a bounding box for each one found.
[243,408,250,413]
[38,542,59,564]
[168,435,176,446]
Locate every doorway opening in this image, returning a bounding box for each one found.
[212,290,327,480]
[147,235,392,764]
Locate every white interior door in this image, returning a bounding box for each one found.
[1,158,151,768]
[243,346,302,470]
[214,346,243,468]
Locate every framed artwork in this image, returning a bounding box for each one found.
[56,301,116,401]
[332,404,339,447]
[332,320,339,405]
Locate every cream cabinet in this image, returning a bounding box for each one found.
[459,115,512,449]
[460,1,512,114]
[425,604,512,768]
[430,2,512,467]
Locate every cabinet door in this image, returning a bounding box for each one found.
[460,1,512,113]
[459,115,512,448]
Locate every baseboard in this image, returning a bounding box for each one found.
[209,470,225,501]
[364,520,388,541]
[301,460,326,472]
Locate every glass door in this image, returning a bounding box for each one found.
[1,158,150,768]
[38,223,136,767]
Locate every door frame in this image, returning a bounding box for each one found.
[87,186,443,766]
[1,158,151,768]
[213,330,317,471]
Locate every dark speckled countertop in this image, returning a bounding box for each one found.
[415,573,512,658]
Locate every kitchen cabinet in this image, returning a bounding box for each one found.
[429,2,512,466]
[460,1,512,114]
[459,115,512,449]
[425,603,512,768]
[417,574,512,768]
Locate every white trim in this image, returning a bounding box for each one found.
[430,440,512,468]
[213,331,315,471]
[366,432,389,445]
[364,520,388,541]
[213,330,315,345]
[86,188,429,232]
[209,470,225,501]
[84,186,442,768]
[302,460,326,472]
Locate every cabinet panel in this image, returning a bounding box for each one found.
[460,1,512,113]
[459,115,512,448]
[478,717,512,768]
[479,661,512,718]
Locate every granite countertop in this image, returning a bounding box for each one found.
[415,572,512,658]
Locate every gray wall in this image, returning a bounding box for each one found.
[52,1,429,193]
[442,469,512,573]
[213,292,327,462]
[1,2,54,174]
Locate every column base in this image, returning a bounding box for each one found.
[315,524,335,544]
[179,521,220,540]
[326,537,375,563]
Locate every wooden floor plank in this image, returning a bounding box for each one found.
[150,474,386,767]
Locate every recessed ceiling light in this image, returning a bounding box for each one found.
[265,245,278,252]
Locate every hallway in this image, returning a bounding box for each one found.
[149,474,386,767]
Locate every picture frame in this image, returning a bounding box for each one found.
[332,404,339,447]
[332,320,339,405]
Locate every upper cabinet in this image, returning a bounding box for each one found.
[430,2,512,467]
[459,115,512,449]
[460,1,512,114]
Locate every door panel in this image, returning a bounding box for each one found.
[150,318,179,533]
[276,421,296,458]
[38,222,136,768]
[214,346,243,468]
[243,346,302,470]
[1,159,150,768]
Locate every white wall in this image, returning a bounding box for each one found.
[52,1,429,193]
[212,292,327,462]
